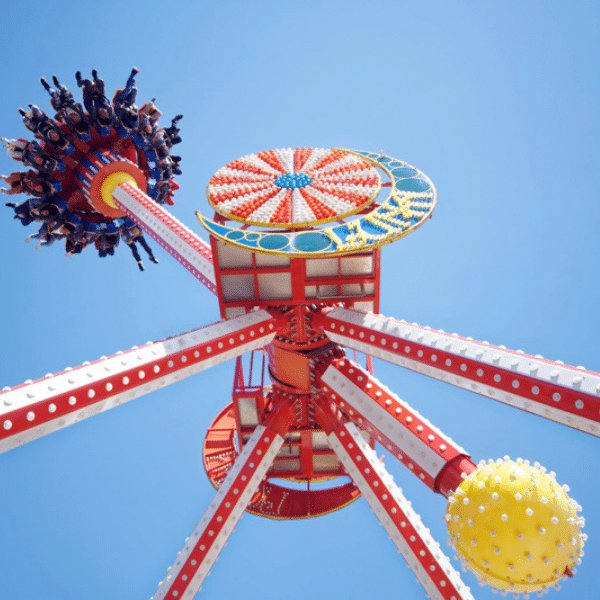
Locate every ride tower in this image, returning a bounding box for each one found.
[1,70,595,600]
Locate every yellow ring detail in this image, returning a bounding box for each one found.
[100,172,138,208]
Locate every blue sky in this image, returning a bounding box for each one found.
[0,2,598,599]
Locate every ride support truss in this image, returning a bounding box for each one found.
[1,125,594,599]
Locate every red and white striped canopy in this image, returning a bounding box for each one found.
[206,147,381,228]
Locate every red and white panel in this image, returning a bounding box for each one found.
[0,310,276,453]
[321,358,468,490]
[319,308,600,436]
[328,421,473,600]
[113,182,217,293]
[206,147,381,227]
[151,406,291,599]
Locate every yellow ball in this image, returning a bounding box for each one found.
[446,458,584,594]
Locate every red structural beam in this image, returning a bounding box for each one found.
[113,182,217,293]
[319,410,473,600]
[0,311,276,453]
[151,400,294,599]
[317,308,600,436]
[320,358,475,494]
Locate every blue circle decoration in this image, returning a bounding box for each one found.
[225,230,245,241]
[274,172,313,189]
[394,177,431,193]
[292,231,331,252]
[258,234,289,250]
[198,149,437,257]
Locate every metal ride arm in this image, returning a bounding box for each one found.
[112,182,217,294]
[318,308,600,436]
[151,401,294,600]
[320,358,475,496]
[0,311,276,453]
[319,409,473,600]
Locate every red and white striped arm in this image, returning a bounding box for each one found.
[113,182,217,293]
[320,358,475,495]
[322,416,473,600]
[0,310,276,453]
[317,308,600,437]
[151,401,293,600]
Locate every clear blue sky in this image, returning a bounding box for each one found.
[0,2,598,599]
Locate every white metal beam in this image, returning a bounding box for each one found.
[0,310,276,453]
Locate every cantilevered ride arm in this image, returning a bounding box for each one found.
[317,308,600,436]
[0,310,276,453]
[151,400,294,600]
[320,358,475,496]
[112,182,217,293]
[318,409,473,600]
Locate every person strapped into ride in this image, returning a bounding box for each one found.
[147,178,178,205]
[149,155,182,181]
[26,222,57,249]
[65,220,98,255]
[4,198,39,226]
[0,170,62,197]
[32,197,67,221]
[113,67,140,138]
[76,70,113,136]
[19,105,75,155]
[94,221,120,258]
[25,200,69,249]
[164,114,183,147]
[116,217,159,271]
[132,99,162,157]
[41,75,91,142]
[2,138,65,173]
[150,128,170,161]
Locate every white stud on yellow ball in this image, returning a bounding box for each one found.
[446,458,584,595]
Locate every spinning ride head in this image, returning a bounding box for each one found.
[75,149,146,219]
[446,457,585,595]
[2,68,182,265]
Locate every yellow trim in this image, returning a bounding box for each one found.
[100,172,138,208]
[196,148,437,258]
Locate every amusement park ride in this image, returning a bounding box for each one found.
[0,69,596,600]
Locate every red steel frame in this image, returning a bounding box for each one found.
[3,181,597,599]
[320,358,476,495]
[0,310,276,453]
[210,233,381,319]
[316,307,600,436]
[319,410,474,600]
[153,400,295,599]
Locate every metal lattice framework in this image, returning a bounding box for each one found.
[1,71,595,600]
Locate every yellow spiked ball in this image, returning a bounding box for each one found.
[445,459,584,594]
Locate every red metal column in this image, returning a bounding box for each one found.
[319,408,473,600]
[0,311,276,453]
[151,401,294,599]
[320,358,475,495]
[317,308,600,436]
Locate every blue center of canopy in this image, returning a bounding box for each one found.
[274,172,312,189]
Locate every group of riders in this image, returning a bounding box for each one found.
[1,68,182,270]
